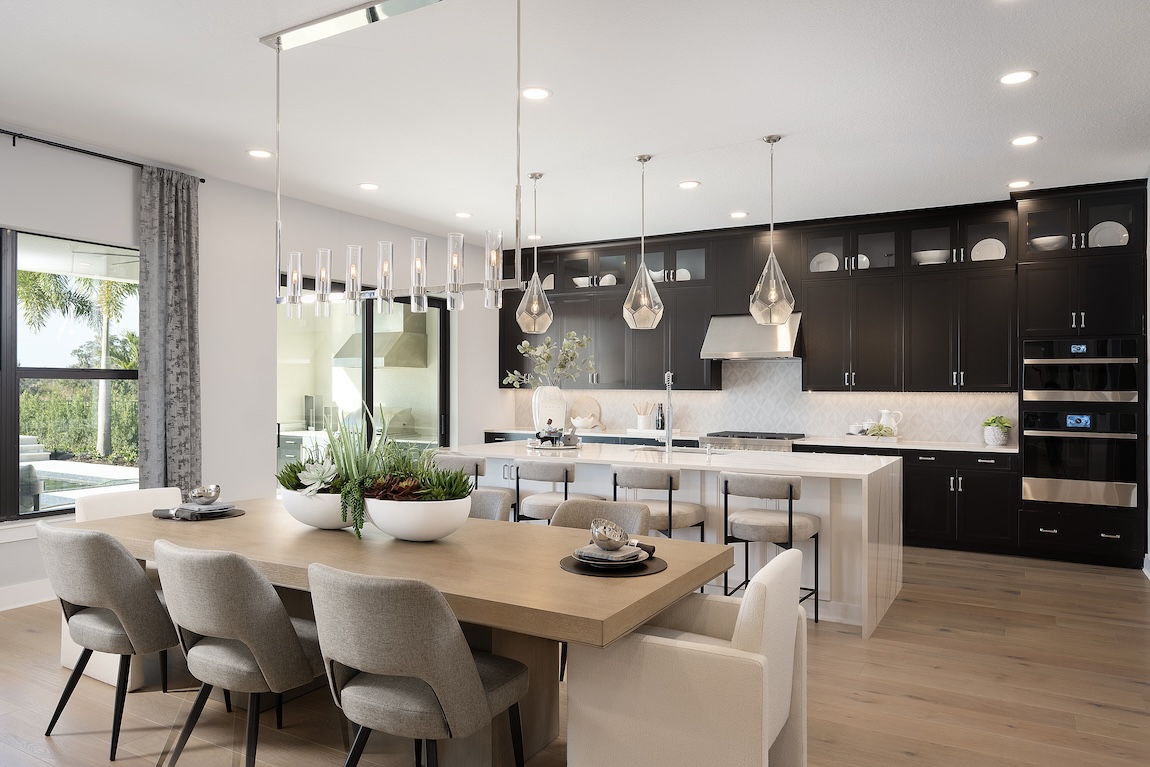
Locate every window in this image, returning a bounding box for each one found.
[1,230,141,520]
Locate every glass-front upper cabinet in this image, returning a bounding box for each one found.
[640,240,707,285]
[909,205,1015,269]
[804,226,898,278]
[1017,185,1145,259]
[557,246,633,291]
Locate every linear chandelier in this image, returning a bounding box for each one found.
[266,0,536,326]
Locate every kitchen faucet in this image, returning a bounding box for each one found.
[664,371,673,460]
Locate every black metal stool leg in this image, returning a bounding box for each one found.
[109,653,131,760]
[169,683,213,766]
[223,688,232,712]
[45,647,92,736]
[814,532,819,623]
[344,725,371,767]
[159,648,169,693]
[275,692,283,729]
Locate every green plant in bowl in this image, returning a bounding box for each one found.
[865,424,895,438]
[982,416,1012,430]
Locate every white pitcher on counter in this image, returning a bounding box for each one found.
[879,409,903,434]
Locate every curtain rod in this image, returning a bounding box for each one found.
[1,128,206,183]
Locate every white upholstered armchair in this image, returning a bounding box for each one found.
[567,548,807,767]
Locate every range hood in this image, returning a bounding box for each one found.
[332,306,428,368]
[699,312,802,360]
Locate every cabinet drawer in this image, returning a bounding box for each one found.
[901,450,960,468]
[954,453,1016,471]
[1019,510,1143,556]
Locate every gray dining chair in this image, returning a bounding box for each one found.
[611,464,705,541]
[37,522,179,761]
[154,540,325,767]
[469,487,514,521]
[721,472,819,621]
[434,454,517,514]
[514,459,604,523]
[308,564,530,767]
[550,498,651,537]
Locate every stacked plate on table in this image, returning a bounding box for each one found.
[572,544,650,568]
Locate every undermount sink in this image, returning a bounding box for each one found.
[629,445,728,455]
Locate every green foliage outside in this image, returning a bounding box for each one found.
[19,376,139,465]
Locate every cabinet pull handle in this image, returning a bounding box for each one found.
[1100,533,1121,539]
[957,476,963,492]
[919,456,936,461]
[952,371,957,386]
[949,476,955,491]
[1080,312,1086,328]
[1039,527,1058,534]
[977,458,995,464]
[1071,233,1077,249]
[960,371,965,386]
[960,247,965,262]
[1080,231,1086,248]
[951,248,956,262]
[1070,311,1077,329]
[852,371,856,386]
[844,371,849,386]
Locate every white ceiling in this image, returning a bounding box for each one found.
[3,0,1149,248]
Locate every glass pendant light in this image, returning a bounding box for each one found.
[376,240,394,314]
[315,247,332,318]
[515,172,553,333]
[345,245,362,316]
[750,135,795,325]
[623,155,664,330]
[285,251,303,318]
[411,237,428,313]
[483,229,503,309]
[446,232,465,311]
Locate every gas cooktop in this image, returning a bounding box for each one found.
[705,430,806,440]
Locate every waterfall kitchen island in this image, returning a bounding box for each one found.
[450,441,903,637]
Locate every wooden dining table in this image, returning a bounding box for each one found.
[67,498,733,766]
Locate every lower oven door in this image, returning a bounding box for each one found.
[1022,411,1139,507]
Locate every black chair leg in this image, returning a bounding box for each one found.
[109,653,131,760]
[426,740,439,767]
[45,647,92,736]
[245,692,261,767]
[509,702,525,767]
[275,692,283,729]
[223,688,232,712]
[559,641,568,681]
[344,725,371,767]
[159,648,169,693]
[169,683,213,767]
[814,533,820,623]
[414,738,423,767]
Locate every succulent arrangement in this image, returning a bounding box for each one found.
[276,412,470,538]
[982,416,1012,430]
[865,424,896,438]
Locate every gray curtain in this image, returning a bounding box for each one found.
[139,167,201,493]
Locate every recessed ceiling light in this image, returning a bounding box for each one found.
[678,180,701,189]
[1008,180,1032,189]
[729,211,749,219]
[998,70,1037,85]
[454,212,472,218]
[1011,135,1041,146]
[358,183,380,191]
[247,149,273,159]
[528,234,542,240]
[522,87,552,100]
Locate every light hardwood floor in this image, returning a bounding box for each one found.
[0,547,1146,766]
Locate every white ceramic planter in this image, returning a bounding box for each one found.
[983,426,1008,446]
[532,385,567,432]
[280,488,351,530]
[366,496,472,541]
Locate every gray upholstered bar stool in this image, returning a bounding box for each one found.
[720,472,819,622]
[434,454,516,514]
[611,465,705,541]
[514,459,604,523]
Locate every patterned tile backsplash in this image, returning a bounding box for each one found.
[513,360,1018,444]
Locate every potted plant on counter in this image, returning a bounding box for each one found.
[503,331,595,432]
[363,441,473,541]
[982,416,1012,446]
[276,444,350,530]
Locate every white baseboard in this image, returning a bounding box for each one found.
[0,578,54,612]
[1143,554,1149,582]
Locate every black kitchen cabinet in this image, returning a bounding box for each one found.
[1016,184,1146,260]
[498,289,528,388]
[710,235,754,313]
[802,224,900,278]
[904,269,1015,391]
[903,451,1018,549]
[801,276,902,391]
[1018,256,1144,337]
[628,288,721,391]
[550,294,627,389]
[639,238,709,287]
[1018,509,1144,568]
[557,245,633,292]
[907,206,1016,270]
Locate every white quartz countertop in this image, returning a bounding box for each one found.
[485,427,708,440]
[797,436,1017,454]
[453,441,898,480]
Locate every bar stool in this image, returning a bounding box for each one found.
[611,465,705,541]
[720,472,818,622]
[434,453,516,515]
[514,459,604,523]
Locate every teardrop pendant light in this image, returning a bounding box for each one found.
[750,135,795,325]
[515,172,553,333]
[623,154,664,330]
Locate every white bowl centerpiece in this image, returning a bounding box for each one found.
[276,444,351,530]
[362,439,473,542]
